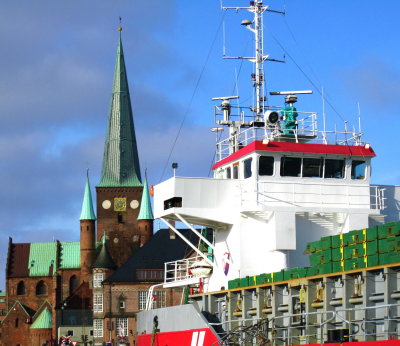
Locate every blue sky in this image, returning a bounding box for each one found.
[0,0,399,290]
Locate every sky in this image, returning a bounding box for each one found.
[0,0,399,290]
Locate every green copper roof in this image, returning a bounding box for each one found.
[30,307,52,329]
[80,172,96,220]
[28,243,57,276]
[92,235,117,270]
[59,242,80,269]
[98,33,142,187]
[138,174,153,220]
[0,291,5,297]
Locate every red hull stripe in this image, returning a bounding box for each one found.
[292,342,400,346]
[212,140,376,170]
[136,328,219,346]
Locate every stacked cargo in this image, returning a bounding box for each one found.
[227,221,400,290]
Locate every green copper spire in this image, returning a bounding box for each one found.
[80,171,96,220]
[99,32,142,187]
[138,172,154,220]
[93,234,117,270]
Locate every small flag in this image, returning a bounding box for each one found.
[223,252,230,276]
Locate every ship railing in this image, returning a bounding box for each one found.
[370,186,387,210]
[164,256,203,284]
[239,180,385,211]
[214,109,365,163]
[210,303,400,345]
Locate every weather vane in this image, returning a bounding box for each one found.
[118,16,122,31]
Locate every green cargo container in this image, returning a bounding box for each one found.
[306,266,319,277]
[344,243,366,259]
[343,229,366,245]
[366,254,379,267]
[332,261,344,273]
[240,277,249,287]
[316,262,332,275]
[331,234,344,248]
[377,221,400,239]
[344,258,366,271]
[273,270,285,282]
[309,249,332,266]
[378,237,400,254]
[366,227,378,241]
[228,278,241,289]
[366,240,378,256]
[256,273,273,285]
[304,240,321,254]
[284,267,307,280]
[320,236,332,250]
[248,275,257,286]
[379,252,400,265]
[331,248,343,261]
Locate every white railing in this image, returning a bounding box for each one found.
[164,256,202,284]
[214,105,364,163]
[239,181,386,211]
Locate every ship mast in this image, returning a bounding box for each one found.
[222,1,284,120]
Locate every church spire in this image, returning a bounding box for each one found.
[98,29,142,187]
[80,171,96,220]
[138,172,154,220]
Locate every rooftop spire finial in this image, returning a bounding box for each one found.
[118,16,122,32]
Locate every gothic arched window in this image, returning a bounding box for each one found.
[16,281,26,296]
[69,275,78,294]
[35,281,47,296]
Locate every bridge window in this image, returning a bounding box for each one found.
[226,167,231,179]
[351,160,366,180]
[324,159,345,179]
[303,158,323,178]
[233,164,239,179]
[259,156,274,176]
[243,158,252,179]
[280,157,301,177]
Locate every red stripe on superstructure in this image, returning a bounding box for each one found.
[136,328,219,346]
[212,140,376,170]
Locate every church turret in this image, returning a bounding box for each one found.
[80,172,96,283]
[96,28,147,267]
[137,172,154,245]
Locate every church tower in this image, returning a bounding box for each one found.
[96,29,148,267]
[80,172,96,283]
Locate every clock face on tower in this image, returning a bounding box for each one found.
[114,197,127,211]
[102,200,111,209]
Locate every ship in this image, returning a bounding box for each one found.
[136,1,400,345]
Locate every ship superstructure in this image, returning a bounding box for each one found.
[137,1,400,345]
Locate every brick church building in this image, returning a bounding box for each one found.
[0,29,194,346]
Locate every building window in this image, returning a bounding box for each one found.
[324,159,345,179]
[17,281,26,296]
[93,273,104,288]
[351,160,366,180]
[93,319,103,338]
[243,158,252,179]
[136,270,164,281]
[116,318,128,337]
[259,156,274,176]
[69,275,78,294]
[67,330,74,336]
[15,318,19,328]
[35,281,47,296]
[93,294,103,313]
[138,290,166,311]
[119,300,125,309]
